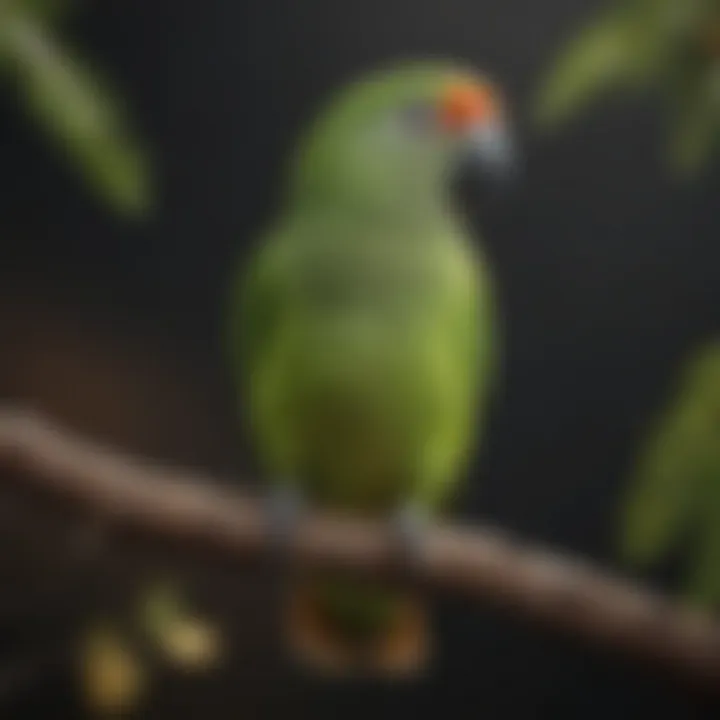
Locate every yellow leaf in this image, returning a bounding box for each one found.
[156,615,223,671]
[138,580,224,672]
[77,623,147,716]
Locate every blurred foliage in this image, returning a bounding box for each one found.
[77,582,224,716]
[78,622,149,716]
[0,0,153,216]
[619,343,720,608]
[140,580,224,672]
[535,0,720,175]
[535,0,720,609]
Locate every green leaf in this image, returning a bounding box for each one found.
[619,412,700,566]
[139,580,187,636]
[13,0,75,22]
[534,10,640,129]
[665,63,720,176]
[0,12,153,218]
[684,469,720,609]
[618,347,720,566]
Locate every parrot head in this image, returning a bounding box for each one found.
[287,60,517,211]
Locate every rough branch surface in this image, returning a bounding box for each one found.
[0,408,719,690]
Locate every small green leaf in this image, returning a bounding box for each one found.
[13,0,75,22]
[665,63,720,175]
[534,10,639,129]
[684,473,720,609]
[0,12,153,218]
[139,580,187,636]
[619,414,699,565]
[618,347,720,566]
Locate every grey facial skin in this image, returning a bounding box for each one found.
[466,119,517,182]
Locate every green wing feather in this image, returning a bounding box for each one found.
[229,231,282,383]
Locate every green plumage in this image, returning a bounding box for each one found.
[229,62,499,645]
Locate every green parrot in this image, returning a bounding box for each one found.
[229,60,515,676]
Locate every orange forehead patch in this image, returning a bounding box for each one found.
[438,80,497,131]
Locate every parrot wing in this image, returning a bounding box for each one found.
[228,224,292,386]
[228,222,311,478]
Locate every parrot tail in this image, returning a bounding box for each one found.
[283,572,430,678]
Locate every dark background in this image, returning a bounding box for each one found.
[1,0,720,717]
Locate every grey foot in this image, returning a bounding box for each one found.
[392,502,429,568]
[265,483,304,558]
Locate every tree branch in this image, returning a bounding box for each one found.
[0,408,718,691]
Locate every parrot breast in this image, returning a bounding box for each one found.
[246,216,484,514]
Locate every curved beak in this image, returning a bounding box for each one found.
[466,118,518,185]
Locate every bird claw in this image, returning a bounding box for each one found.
[392,502,428,569]
[265,483,304,559]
